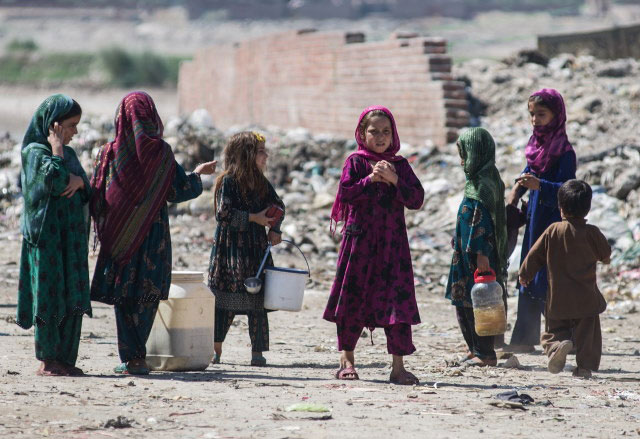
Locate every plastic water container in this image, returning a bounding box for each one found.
[470,269,506,336]
[146,271,215,371]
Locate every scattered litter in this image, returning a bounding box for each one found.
[496,390,534,405]
[501,356,521,369]
[104,416,134,429]
[285,403,331,413]
[487,401,527,410]
[169,409,205,417]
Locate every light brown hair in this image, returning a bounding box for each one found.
[214,131,269,211]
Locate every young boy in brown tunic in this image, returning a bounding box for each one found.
[519,179,611,378]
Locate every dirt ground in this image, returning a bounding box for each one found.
[0,213,639,439]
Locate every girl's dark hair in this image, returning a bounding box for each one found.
[357,109,390,139]
[528,95,552,112]
[558,179,592,218]
[214,132,269,212]
[53,99,82,124]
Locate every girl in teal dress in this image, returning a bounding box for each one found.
[18,94,92,376]
[446,128,508,367]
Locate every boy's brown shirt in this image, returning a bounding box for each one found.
[519,217,611,320]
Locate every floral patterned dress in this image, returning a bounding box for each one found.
[445,197,500,308]
[323,154,424,328]
[208,175,285,312]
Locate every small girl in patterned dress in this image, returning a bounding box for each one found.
[207,132,285,367]
[445,128,508,367]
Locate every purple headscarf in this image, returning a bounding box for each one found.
[330,106,404,229]
[525,88,574,174]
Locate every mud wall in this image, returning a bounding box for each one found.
[178,30,470,147]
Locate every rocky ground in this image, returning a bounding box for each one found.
[1,33,640,439]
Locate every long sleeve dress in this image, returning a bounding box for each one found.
[323,154,424,328]
[18,145,92,363]
[510,149,576,346]
[446,198,500,308]
[517,150,577,299]
[91,163,203,305]
[207,175,285,312]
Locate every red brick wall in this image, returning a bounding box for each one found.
[178,30,469,147]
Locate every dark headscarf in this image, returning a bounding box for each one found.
[458,128,508,279]
[525,88,574,174]
[21,94,85,246]
[90,91,176,265]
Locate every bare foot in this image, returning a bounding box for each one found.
[390,369,419,385]
[36,361,67,376]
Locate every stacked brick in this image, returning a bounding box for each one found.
[178,30,470,147]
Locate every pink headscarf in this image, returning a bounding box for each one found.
[525,88,574,174]
[330,106,404,229]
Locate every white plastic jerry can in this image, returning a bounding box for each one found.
[146,271,215,371]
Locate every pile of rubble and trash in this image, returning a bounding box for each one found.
[0,52,638,309]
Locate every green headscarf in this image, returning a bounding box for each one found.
[457,128,508,279]
[22,94,74,150]
[21,94,87,246]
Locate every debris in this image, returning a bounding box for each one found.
[285,403,331,413]
[496,390,534,405]
[104,416,134,429]
[501,356,521,369]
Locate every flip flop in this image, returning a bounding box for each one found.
[113,362,150,375]
[390,370,419,385]
[335,366,359,380]
[211,353,221,364]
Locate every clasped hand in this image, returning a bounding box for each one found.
[61,174,85,198]
[370,160,398,186]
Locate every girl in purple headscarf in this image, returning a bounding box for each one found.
[323,106,425,385]
[506,88,577,352]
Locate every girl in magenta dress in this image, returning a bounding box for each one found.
[323,106,424,385]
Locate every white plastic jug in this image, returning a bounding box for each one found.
[146,271,215,371]
[263,240,310,312]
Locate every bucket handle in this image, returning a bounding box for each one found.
[274,239,311,278]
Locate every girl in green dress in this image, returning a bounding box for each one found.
[17,94,92,376]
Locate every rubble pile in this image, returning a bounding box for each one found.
[0,53,638,302]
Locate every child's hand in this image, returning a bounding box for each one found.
[268,230,282,245]
[476,253,490,273]
[48,122,64,157]
[249,208,271,227]
[518,275,529,287]
[373,161,398,185]
[194,160,217,175]
[515,173,540,191]
[60,174,85,198]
